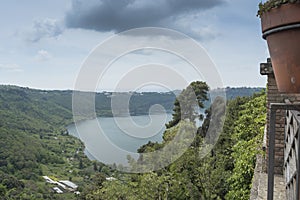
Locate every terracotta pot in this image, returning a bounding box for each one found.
[261,3,300,93]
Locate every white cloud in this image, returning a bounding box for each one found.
[25,18,64,42]
[0,64,22,72]
[35,49,52,62]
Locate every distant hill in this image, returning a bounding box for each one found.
[0,85,264,118]
[0,85,264,117]
[224,87,265,100]
[201,87,265,109]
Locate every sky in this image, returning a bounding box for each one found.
[0,0,269,91]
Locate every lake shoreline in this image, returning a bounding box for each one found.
[67,114,173,165]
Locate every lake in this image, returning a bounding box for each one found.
[67,114,173,165]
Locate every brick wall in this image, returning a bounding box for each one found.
[261,58,300,175]
[266,73,285,174]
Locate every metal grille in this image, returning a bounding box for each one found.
[284,110,300,200]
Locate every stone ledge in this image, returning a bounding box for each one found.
[250,154,286,200]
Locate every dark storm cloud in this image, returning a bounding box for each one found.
[65,0,225,33]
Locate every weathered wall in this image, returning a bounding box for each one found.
[261,58,300,174]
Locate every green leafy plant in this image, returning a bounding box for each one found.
[257,0,300,17]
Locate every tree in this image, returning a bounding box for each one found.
[166,81,209,128]
[0,184,7,196]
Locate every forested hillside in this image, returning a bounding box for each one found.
[84,86,266,199]
[0,85,265,199]
[0,86,176,117]
[210,87,264,101]
[0,86,102,199]
[0,85,178,199]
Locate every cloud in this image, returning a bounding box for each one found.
[0,64,22,72]
[26,18,64,42]
[65,0,225,39]
[35,50,52,62]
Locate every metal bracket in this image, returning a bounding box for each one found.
[260,58,273,75]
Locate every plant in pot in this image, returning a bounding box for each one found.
[258,0,300,93]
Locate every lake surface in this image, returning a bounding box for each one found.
[67,114,173,165]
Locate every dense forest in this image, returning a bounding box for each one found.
[0,84,265,199]
[0,86,109,199]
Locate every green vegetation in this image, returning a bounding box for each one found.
[0,84,265,199]
[83,84,266,199]
[257,0,300,17]
[0,86,106,199]
[166,81,209,128]
[0,85,179,199]
[222,87,264,100]
[226,93,266,199]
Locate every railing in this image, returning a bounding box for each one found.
[284,110,300,200]
[267,103,300,200]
